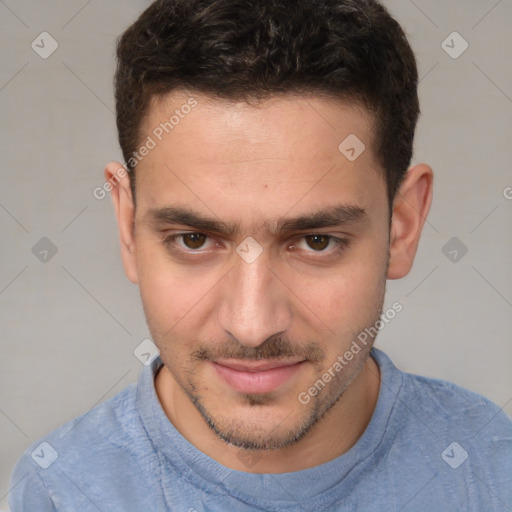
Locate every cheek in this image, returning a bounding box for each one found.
[136,243,185,329]
[135,242,220,335]
[324,270,384,329]
[293,244,387,342]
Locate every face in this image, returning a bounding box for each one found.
[125,91,392,449]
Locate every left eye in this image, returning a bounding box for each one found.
[293,234,342,252]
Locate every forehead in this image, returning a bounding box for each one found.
[143,89,377,162]
[135,90,385,220]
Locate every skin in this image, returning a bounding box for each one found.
[105,90,433,473]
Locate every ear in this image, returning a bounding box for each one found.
[387,163,433,279]
[104,161,139,284]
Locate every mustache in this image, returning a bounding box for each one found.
[191,334,324,363]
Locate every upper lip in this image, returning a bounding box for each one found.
[212,357,305,372]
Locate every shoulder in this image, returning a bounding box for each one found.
[8,381,143,509]
[396,360,512,494]
[403,370,512,480]
[373,349,512,509]
[401,369,512,439]
[39,379,139,453]
[373,347,512,438]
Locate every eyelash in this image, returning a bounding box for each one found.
[161,232,350,258]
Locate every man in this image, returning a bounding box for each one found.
[9,0,512,510]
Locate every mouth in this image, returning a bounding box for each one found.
[210,357,306,394]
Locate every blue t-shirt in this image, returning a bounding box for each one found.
[8,348,512,511]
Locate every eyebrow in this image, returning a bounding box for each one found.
[147,204,367,236]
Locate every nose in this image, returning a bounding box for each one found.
[216,250,293,348]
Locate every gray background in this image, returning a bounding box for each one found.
[1,0,511,509]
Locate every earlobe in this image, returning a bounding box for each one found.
[104,161,139,284]
[387,163,433,280]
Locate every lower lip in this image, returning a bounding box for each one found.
[211,361,305,394]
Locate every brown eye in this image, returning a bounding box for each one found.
[182,233,207,249]
[304,234,331,251]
